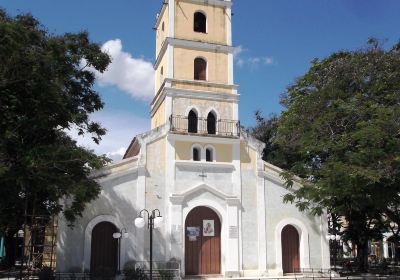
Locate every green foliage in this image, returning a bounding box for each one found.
[0,7,111,237]
[123,264,148,280]
[275,38,400,271]
[158,269,175,280]
[248,111,300,170]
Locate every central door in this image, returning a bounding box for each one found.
[185,206,221,275]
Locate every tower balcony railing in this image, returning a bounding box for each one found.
[169,115,240,138]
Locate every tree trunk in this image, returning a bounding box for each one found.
[356,241,369,272]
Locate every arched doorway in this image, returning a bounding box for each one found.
[90,222,118,276]
[281,225,300,273]
[185,206,221,275]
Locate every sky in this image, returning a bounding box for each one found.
[2,0,400,161]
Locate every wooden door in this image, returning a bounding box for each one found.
[90,222,118,276]
[185,207,221,275]
[281,225,300,273]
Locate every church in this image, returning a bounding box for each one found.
[56,0,330,277]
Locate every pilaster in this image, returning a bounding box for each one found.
[225,200,240,277]
[257,176,267,273]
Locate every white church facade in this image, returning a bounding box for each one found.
[56,0,330,276]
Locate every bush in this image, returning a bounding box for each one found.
[158,269,174,280]
[123,263,148,280]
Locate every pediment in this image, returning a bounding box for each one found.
[170,182,240,205]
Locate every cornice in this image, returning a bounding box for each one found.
[150,84,240,117]
[168,133,240,144]
[182,0,232,8]
[155,37,234,69]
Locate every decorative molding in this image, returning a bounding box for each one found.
[170,182,239,203]
[155,37,235,68]
[83,215,124,272]
[169,78,238,90]
[90,157,139,179]
[175,160,234,169]
[182,0,232,8]
[169,133,240,144]
[151,86,240,118]
[226,197,241,206]
[170,195,185,204]
[154,1,168,30]
[166,85,239,101]
[274,218,311,271]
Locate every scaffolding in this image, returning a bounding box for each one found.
[22,215,58,270]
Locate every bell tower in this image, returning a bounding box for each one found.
[152,1,242,276]
[151,0,238,131]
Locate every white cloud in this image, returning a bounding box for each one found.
[106,147,127,162]
[67,111,150,162]
[233,45,245,58]
[264,57,274,65]
[233,45,274,68]
[92,39,155,101]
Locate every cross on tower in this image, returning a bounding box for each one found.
[199,169,207,181]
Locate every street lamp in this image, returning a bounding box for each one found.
[134,209,163,280]
[18,228,24,280]
[113,228,128,274]
[327,234,341,270]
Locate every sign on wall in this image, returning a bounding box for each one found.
[187,226,200,241]
[203,220,215,237]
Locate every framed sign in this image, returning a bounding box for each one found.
[203,220,215,236]
[187,227,200,241]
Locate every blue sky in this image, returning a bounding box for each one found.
[2,0,400,159]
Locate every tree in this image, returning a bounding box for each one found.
[248,111,300,170]
[0,10,111,266]
[275,39,400,271]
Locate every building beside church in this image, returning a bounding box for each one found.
[56,0,330,276]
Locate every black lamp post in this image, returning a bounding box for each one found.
[18,228,24,280]
[134,209,163,280]
[113,228,128,274]
[328,234,340,270]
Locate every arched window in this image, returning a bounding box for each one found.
[161,22,165,32]
[194,12,206,33]
[188,110,198,133]
[207,112,216,135]
[160,66,164,84]
[194,58,207,81]
[193,147,201,161]
[206,148,213,162]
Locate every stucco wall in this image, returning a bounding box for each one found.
[156,6,169,56]
[240,142,256,172]
[173,47,228,84]
[175,1,227,45]
[155,53,169,95]
[264,177,330,272]
[145,137,168,261]
[151,99,166,129]
[240,155,259,269]
[172,80,235,94]
[56,172,139,272]
[175,141,232,162]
